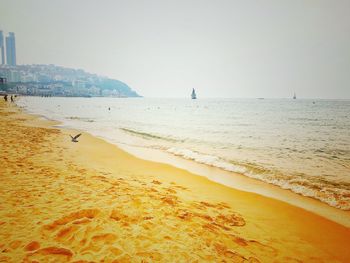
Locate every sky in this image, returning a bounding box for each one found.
[1,0,349,98]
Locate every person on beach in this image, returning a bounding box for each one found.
[4,94,7,102]
[10,95,14,103]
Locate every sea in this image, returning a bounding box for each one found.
[17,97,350,210]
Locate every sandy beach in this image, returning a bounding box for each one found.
[0,100,350,263]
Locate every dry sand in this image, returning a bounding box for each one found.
[0,100,349,262]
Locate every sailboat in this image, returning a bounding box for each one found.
[293,92,296,99]
[191,88,197,99]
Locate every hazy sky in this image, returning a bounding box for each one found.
[1,0,349,98]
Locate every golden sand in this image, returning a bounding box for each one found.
[0,101,349,262]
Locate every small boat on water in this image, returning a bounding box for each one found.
[293,92,296,99]
[191,88,197,99]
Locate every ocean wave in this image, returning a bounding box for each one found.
[66,116,94,122]
[166,147,350,210]
[120,128,179,142]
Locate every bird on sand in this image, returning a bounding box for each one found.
[70,133,82,142]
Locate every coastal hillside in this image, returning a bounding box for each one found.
[0,64,141,97]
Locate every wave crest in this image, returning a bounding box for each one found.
[166,147,350,210]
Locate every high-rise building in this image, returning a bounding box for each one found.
[6,32,16,66]
[0,31,5,65]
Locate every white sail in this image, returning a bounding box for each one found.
[191,89,197,99]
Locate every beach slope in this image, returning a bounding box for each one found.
[0,101,349,262]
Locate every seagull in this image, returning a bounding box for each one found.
[70,133,82,143]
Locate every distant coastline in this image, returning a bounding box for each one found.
[0,64,141,98]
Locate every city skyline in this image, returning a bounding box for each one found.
[1,0,350,99]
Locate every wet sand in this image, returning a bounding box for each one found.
[0,100,349,262]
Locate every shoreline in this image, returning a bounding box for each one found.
[116,143,350,227]
[1,100,350,262]
[17,99,350,227]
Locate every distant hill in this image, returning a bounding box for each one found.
[98,78,140,97]
[0,64,141,97]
